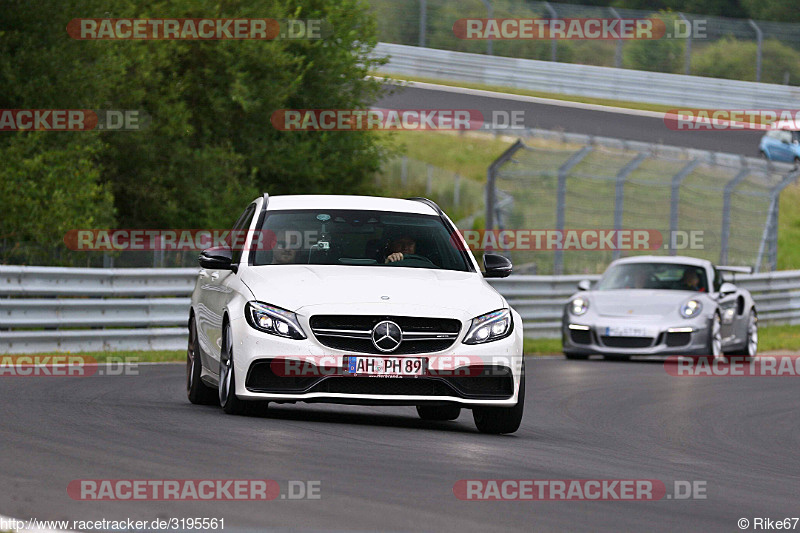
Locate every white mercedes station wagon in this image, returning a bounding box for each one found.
[186,194,525,434]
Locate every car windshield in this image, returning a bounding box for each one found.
[250,209,471,272]
[595,262,708,292]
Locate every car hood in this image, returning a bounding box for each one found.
[582,290,704,319]
[240,265,504,316]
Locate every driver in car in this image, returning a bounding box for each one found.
[385,236,416,263]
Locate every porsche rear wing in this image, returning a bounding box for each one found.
[717,266,754,274]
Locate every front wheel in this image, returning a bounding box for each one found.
[219,322,247,415]
[187,316,217,405]
[707,311,724,361]
[731,309,757,359]
[472,362,525,434]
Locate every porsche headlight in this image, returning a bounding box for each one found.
[246,301,306,339]
[463,309,512,345]
[569,297,589,316]
[680,299,703,318]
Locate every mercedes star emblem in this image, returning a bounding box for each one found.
[371,320,402,352]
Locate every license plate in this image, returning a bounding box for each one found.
[605,326,649,337]
[345,356,425,376]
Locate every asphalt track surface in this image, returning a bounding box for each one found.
[2,360,798,532]
[377,84,764,156]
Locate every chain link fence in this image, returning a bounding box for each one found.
[485,129,799,275]
[369,0,800,85]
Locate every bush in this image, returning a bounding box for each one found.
[692,37,800,85]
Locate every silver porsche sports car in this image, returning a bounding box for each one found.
[562,256,758,360]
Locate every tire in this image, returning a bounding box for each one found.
[759,150,767,160]
[219,321,247,415]
[187,316,218,405]
[472,362,525,435]
[706,311,724,361]
[564,352,589,360]
[731,309,757,359]
[416,404,461,421]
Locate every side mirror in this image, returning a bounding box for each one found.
[577,279,592,291]
[483,253,512,278]
[719,282,737,296]
[199,246,236,272]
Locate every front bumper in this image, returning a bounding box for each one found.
[229,312,524,406]
[562,317,711,357]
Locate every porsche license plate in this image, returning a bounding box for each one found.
[346,356,425,376]
[605,326,649,337]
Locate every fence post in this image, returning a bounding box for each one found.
[401,156,408,187]
[480,0,493,56]
[418,0,426,48]
[609,7,623,69]
[543,2,557,62]
[426,164,433,196]
[612,153,647,261]
[486,140,525,233]
[719,167,750,265]
[756,169,800,271]
[454,174,461,207]
[554,146,593,274]
[667,159,700,256]
[678,12,692,75]
[748,19,763,82]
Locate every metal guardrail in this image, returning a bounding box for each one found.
[372,42,800,109]
[1,266,799,352]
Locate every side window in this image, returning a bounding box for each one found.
[713,267,722,292]
[779,130,793,144]
[229,204,256,265]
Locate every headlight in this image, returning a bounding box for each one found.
[569,297,589,316]
[680,299,703,318]
[245,301,306,339]
[463,309,513,345]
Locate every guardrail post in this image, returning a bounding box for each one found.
[555,146,593,274]
[543,2,558,62]
[668,159,700,256]
[719,167,750,265]
[612,153,647,261]
[748,19,763,82]
[678,13,691,75]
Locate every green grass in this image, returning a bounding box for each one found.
[15,350,185,363]
[523,324,800,355]
[378,130,516,182]
[375,73,674,114]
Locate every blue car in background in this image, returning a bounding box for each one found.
[759,122,800,163]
